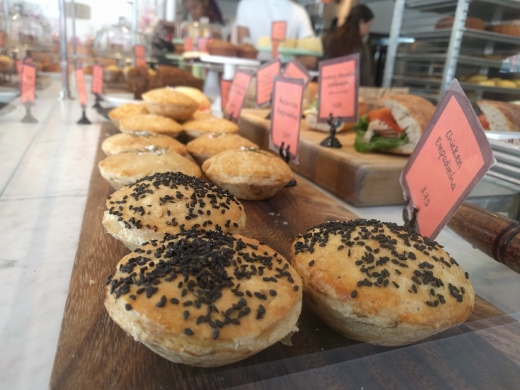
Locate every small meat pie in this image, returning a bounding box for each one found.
[291,219,475,346]
[142,88,199,121]
[202,148,292,200]
[105,229,302,367]
[186,133,258,165]
[99,150,201,190]
[174,86,211,111]
[108,103,148,129]
[102,132,187,156]
[182,117,239,139]
[119,114,183,138]
[102,172,246,250]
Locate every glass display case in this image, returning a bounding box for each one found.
[179,17,223,50]
[6,3,53,56]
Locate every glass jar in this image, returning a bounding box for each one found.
[179,17,223,50]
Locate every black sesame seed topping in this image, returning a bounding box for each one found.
[184,328,194,336]
[351,290,357,298]
[308,260,315,267]
[125,304,132,311]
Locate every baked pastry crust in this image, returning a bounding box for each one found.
[105,230,302,367]
[142,88,199,120]
[119,114,183,137]
[174,87,211,111]
[183,117,239,139]
[99,150,202,190]
[102,132,187,156]
[292,219,475,346]
[202,148,292,200]
[187,133,258,165]
[102,172,246,250]
[108,103,148,129]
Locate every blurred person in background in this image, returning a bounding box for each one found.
[184,0,224,25]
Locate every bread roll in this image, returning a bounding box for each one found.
[142,88,199,121]
[105,230,302,367]
[102,172,246,250]
[182,117,239,139]
[119,114,183,138]
[202,148,292,200]
[292,219,475,346]
[99,150,202,190]
[101,132,187,156]
[477,100,520,131]
[174,87,211,111]
[186,133,258,165]
[108,103,148,129]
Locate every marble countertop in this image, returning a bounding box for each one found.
[1,81,519,390]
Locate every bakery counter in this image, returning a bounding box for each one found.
[2,89,520,388]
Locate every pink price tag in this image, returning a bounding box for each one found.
[220,79,232,112]
[256,59,281,107]
[75,68,88,108]
[401,80,495,239]
[283,59,311,86]
[21,64,36,105]
[184,38,194,52]
[318,53,359,122]
[224,70,253,122]
[198,38,211,53]
[16,60,23,79]
[269,76,304,162]
[134,45,146,67]
[271,21,287,42]
[91,64,104,95]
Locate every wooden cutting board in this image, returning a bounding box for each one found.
[239,109,409,207]
[50,123,520,389]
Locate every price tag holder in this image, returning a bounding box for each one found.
[269,75,304,163]
[91,64,104,95]
[318,53,359,122]
[75,67,92,125]
[224,70,253,122]
[283,59,311,86]
[220,78,232,112]
[134,45,146,67]
[256,59,281,107]
[184,38,194,53]
[20,63,37,123]
[401,80,495,239]
[271,21,287,42]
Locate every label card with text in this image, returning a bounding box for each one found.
[318,53,359,122]
[198,38,211,53]
[220,79,232,112]
[224,70,253,122]
[20,64,36,105]
[134,45,146,67]
[256,59,281,107]
[75,67,88,108]
[91,64,104,95]
[184,37,194,52]
[269,76,304,162]
[401,80,494,239]
[271,21,287,42]
[283,59,311,86]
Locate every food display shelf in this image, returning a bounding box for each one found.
[404,28,520,46]
[395,53,504,69]
[406,0,520,20]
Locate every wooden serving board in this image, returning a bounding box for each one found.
[50,123,520,389]
[239,109,409,207]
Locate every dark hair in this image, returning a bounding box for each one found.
[322,5,374,60]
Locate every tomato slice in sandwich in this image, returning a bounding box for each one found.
[368,108,403,135]
[478,114,490,130]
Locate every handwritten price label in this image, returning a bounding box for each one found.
[271,21,287,42]
[184,38,194,52]
[91,64,104,95]
[269,76,304,162]
[75,67,88,107]
[318,53,359,122]
[134,45,146,67]
[283,59,311,86]
[198,38,211,53]
[21,64,36,105]
[220,79,232,112]
[256,59,281,107]
[224,70,252,122]
[401,80,494,239]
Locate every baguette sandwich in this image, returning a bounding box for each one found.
[304,97,368,132]
[354,94,436,155]
[477,100,520,131]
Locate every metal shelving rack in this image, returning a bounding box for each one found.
[383,0,520,102]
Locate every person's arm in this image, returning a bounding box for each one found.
[235,1,250,44]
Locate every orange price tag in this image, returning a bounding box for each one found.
[256,59,281,107]
[220,79,232,112]
[269,76,304,162]
[134,45,146,67]
[318,53,359,122]
[21,64,36,105]
[91,64,104,95]
[16,60,23,79]
[224,70,252,122]
[283,59,311,86]
[75,67,88,108]
[271,21,287,42]
[401,80,494,239]
[184,38,194,52]
[198,38,211,53]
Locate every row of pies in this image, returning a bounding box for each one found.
[101,87,293,200]
[101,87,475,368]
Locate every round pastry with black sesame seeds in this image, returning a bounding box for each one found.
[102,172,246,250]
[291,219,474,346]
[104,229,302,367]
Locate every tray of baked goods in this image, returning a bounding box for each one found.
[50,87,520,389]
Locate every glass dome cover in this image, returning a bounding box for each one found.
[7,3,53,53]
[94,17,151,60]
[179,17,223,42]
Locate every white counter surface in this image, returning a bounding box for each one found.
[1,81,519,390]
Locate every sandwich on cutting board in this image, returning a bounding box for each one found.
[354,94,436,155]
[477,100,520,131]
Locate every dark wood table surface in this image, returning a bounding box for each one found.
[50,122,520,390]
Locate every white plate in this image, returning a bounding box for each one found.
[200,55,260,66]
[102,93,140,106]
